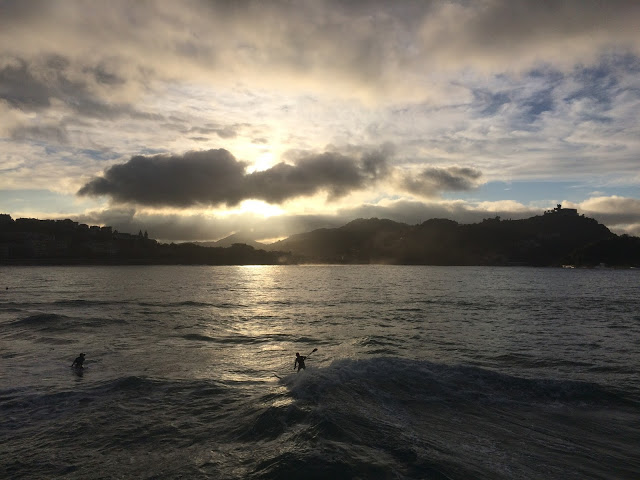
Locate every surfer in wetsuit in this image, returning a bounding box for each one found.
[294,352,306,372]
[71,353,85,368]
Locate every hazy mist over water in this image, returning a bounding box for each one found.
[1,266,639,479]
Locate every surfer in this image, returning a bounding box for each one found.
[71,353,86,369]
[294,352,306,372]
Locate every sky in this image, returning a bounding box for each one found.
[1,0,640,243]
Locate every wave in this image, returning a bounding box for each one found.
[245,358,640,479]
[282,357,634,409]
[180,333,219,342]
[9,312,127,332]
[136,300,247,309]
[1,375,231,424]
[0,303,25,312]
[4,359,638,480]
[179,332,293,345]
[53,299,125,307]
[487,353,595,369]
[92,375,231,399]
[12,312,67,324]
[10,313,70,330]
[233,358,638,462]
[356,335,400,347]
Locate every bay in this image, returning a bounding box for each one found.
[1,265,639,479]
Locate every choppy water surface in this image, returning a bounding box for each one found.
[1,265,639,479]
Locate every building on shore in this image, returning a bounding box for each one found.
[544,204,578,216]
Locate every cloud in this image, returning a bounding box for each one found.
[3,2,639,163]
[10,124,69,144]
[2,1,638,105]
[399,166,483,197]
[78,149,248,207]
[249,145,391,202]
[576,196,640,230]
[77,146,393,207]
[419,0,640,72]
[0,55,158,119]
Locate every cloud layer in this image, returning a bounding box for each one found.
[2,0,639,120]
[2,0,640,241]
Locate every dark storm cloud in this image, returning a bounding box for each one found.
[78,147,392,207]
[400,166,483,197]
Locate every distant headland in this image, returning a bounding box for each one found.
[1,207,638,267]
[0,214,294,266]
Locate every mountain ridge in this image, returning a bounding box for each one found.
[263,211,638,267]
[2,209,638,266]
[192,233,267,250]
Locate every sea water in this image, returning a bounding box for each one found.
[1,265,639,479]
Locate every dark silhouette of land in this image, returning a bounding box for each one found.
[1,206,638,267]
[268,206,639,267]
[0,214,294,265]
[192,233,268,250]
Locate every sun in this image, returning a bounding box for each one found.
[238,199,284,217]
[246,152,275,174]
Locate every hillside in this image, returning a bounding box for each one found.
[2,209,638,267]
[193,233,267,250]
[268,218,409,263]
[0,215,294,265]
[269,211,638,267]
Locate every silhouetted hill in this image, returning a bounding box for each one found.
[0,214,294,265]
[269,210,634,267]
[268,218,408,262]
[2,209,637,267]
[571,234,640,267]
[193,233,267,250]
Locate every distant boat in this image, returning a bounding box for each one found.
[562,265,575,269]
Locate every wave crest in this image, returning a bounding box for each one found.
[284,357,632,408]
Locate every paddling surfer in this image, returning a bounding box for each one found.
[71,353,86,369]
[293,349,317,372]
[294,352,306,372]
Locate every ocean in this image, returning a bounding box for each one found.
[1,265,639,479]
